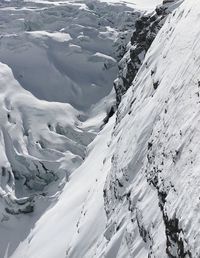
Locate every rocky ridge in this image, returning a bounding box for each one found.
[114,0,183,106]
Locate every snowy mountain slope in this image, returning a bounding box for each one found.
[0,0,144,257]
[2,0,200,258]
[0,60,101,257]
[9,1,200,258]
[101,0,200,257]
[9,113,116,258]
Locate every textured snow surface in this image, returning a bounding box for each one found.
[0,0,138,257]
[2,0,200,257]
[0,61,99,258]
[99,0,163,10]
[0,0,140,110]
[102,0,200,257]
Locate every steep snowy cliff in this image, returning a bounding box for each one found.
[1,0,200,257]
[103,0,200,257]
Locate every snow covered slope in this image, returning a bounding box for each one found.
[2,0,200,257]
[0,0,142,257]
[102,0,200,257]
[0,60,100,257]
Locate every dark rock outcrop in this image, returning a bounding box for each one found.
[114,0,182,106]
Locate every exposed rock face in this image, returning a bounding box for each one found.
[114,0,183,106]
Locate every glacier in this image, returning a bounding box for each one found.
[0,0,199,257]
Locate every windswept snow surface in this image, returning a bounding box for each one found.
[0,0,143,257]
[9,0,200,257]
[3,0,200,258]
[0,0,142,110]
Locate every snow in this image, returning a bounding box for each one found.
[23,0,163,10]
[99,0,200,256]
[0,0,139,110]
[99,0,163,10]
[0,0,138,257]
[10,114,116,258]
[26,31,72,42]
[2,0,200,257]
[0,62,76,254]
[0,57,115,257]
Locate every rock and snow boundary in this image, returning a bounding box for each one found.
[0,0,142,257]
[1,0,200,258]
